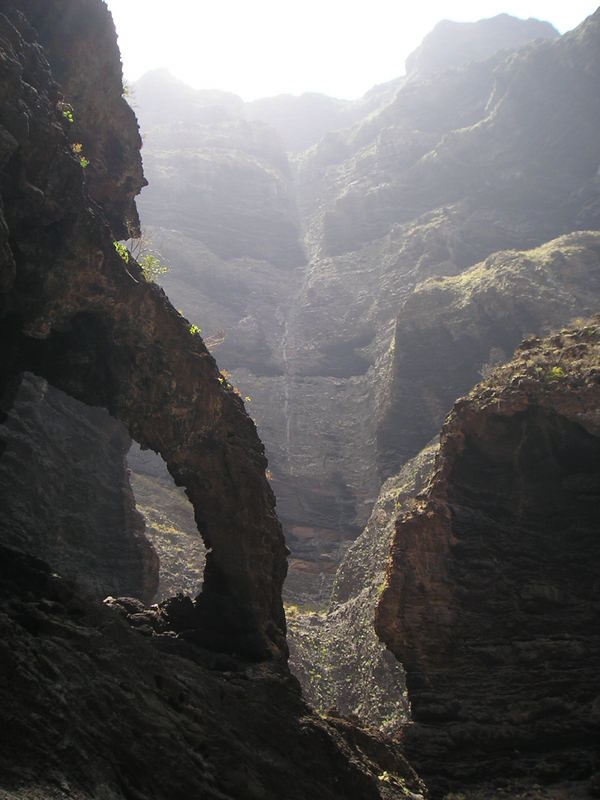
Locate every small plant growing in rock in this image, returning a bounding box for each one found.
[71,142,89,168]
[58,101,74,123]
[138,252,168,281]
[548,365,566,380]
[114,241,130,263]
[189,324,201,336]
[113,236,170,283]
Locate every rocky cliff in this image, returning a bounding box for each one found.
[287,441,438,732]
[376,320,600,797]
[405,14,558,78]
[0,0,287,661]
[0,372,158,603]
[0,3,431,798]
[377,231,600,477]
[131,10,600,588]
[0,543,427,800]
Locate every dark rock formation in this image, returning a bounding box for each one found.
[14,0,145,239]
[376,321,600,797]
[377,231,600,477]
[405,14,558,78]
[0,1,286,660]
[0,544,427,800]
[0,4,433,798]
[0,373,158,603]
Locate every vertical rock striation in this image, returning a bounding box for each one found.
[376,321,600,796]
[0,373,159,603]
[377,231,600,477]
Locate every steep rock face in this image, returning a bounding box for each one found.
[284,9,600,565]
[129,13,590,582]
[135,70,305,268]
[0,5,429,798]
[0,3,286,660]
[405,14,558,78]
[15,0,145,239]
[0,545,427,800]
[376,321,600,796]
[377,231,600,477]
[288,442,438,732]
[0,373,158,603]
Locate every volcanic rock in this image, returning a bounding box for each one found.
[0,373,158,603]
[287,441,438,733]
[0,0,286,660]
[376,320,600,797]
[0,543,427,800]
[377,231,600,477]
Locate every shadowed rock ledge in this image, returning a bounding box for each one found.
[376,320,600,797]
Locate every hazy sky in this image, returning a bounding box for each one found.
[105,1,599,100]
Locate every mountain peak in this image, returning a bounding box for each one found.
[406,13,559,77]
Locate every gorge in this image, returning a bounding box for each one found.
[0,1,599,798]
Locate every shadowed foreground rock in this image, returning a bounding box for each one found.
[0,373,158,603]
[0,0,286,660]
[376,320,600,797]
[0,545,426,800]
[0,2,431,797]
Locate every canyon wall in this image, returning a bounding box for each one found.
[377,321,600,796]
[0,0,287,661]
[0,4,429,798]
[0,373,158,603]
[134,10,600,587]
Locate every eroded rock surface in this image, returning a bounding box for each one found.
[288,442,438,733]
[0,544,427,800]
[376,321,600,797]
[131,10,600,585]
[0,373,158,603]
[377,231,600,477]
[0,1,286,660]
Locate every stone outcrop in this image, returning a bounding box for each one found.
[0,543,427,800]
[0,373,158,603]
[377,231,600,477]
[376,320,600,797]
[14,0,145,240]
[0,1,286,660]
[0,4,434,798]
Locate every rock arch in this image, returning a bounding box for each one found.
[0,1,287,660]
